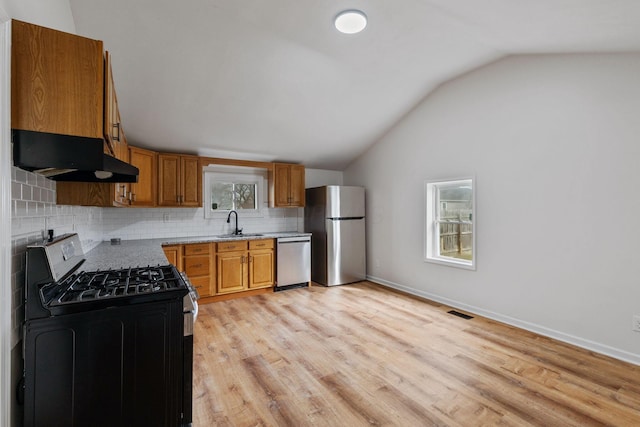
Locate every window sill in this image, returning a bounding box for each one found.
[425,256,475,271]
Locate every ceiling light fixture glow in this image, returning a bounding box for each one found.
[334,10,367,34]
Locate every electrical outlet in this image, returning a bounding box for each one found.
[633,315,640,332]
[163,213,170,222]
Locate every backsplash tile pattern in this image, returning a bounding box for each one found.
[10,167,102,346]
[102,206,299,241]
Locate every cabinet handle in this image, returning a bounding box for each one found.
[256,243,265,247]
[241,256,246,264]
[113,123,121,141]
[192,263,202,268]
[248,255,253,263]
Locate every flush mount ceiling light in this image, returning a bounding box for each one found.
[334,10,367,34]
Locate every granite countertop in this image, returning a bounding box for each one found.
[81,232,311,272]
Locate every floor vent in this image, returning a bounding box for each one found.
[447,310,474,320]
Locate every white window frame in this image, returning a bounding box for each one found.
[202,165,268,219]
[425,177,476,270]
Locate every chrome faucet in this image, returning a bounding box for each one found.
[226,210,242,235]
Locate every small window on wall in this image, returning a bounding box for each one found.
[211,182,257,211]
[425,178,475,270]
[203,166,267,218]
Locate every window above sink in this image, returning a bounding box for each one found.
[203,165,268,219]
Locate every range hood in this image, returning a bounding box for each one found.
[12,130,139,183]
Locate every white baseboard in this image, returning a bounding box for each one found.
[367,275,640,366]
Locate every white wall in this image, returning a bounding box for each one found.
[305,168,344,188]
[0,0,75,32]
[345,53,640,364]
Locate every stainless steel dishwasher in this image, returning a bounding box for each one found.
[276,236,311,290]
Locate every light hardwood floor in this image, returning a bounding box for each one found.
[193,281,640,426]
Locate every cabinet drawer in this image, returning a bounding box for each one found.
[188,275,211,295]
[217,241,248,252]
[184,243,210,256]
[183,255,210,276]
[249,239,274,250]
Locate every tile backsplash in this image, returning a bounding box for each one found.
[102,206,299,241]
[10,167,102,347]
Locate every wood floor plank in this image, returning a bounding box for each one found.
[193,282,640,426]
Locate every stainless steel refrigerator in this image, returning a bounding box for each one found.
[305,185,366,286]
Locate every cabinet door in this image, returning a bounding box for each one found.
[56,182,112,207]
[183,255,210,277]
[272,163,305,207]
[248,249,274,289]
[289,164,305,207]
[162,245,182,271]
[129,146,157,207]
[181,155,201,207]
[273,163,291,207]
[104,51,122,154]
[189,276,213,298]
[158,154,180,206]
[11,20,104,138]
[111,127,130,206]
[217,251,246,294]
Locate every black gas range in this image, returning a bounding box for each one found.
[22,233,197,427]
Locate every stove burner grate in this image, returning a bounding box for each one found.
[43,265,184,307]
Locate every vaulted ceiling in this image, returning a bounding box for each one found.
[69,0,640,170]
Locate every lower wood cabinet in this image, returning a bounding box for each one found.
[163,239,274,299]
[182,243,214,297]
[216,242,247,295]
[248,239,274,290]
[162,245,182,271]
[217,239,275,295]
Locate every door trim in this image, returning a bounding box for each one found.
[0,9,13,427]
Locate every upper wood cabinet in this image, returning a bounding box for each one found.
[158,154,202,207]
[270,163,305,207]
[11,20,104,138]
[56,51,131,207]
[129,146,157,207]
